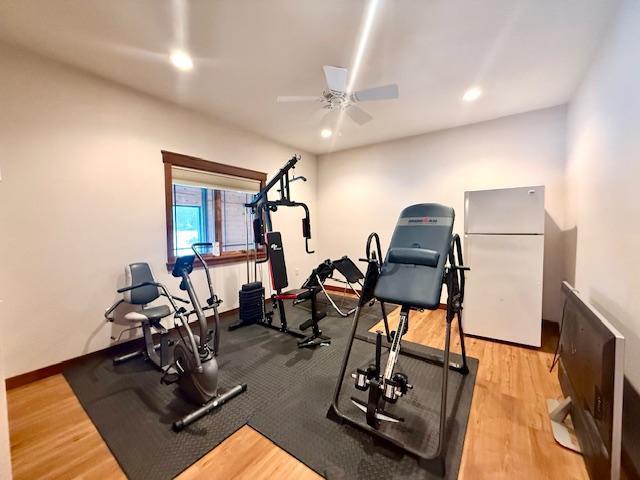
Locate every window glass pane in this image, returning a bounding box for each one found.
[172,184,216,256]
[174,205,202,255]
[172,182,256,257]
[221,190,252,252]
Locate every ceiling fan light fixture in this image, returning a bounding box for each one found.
[277,65,398,127]
[462,87,482,102]
[320,128,333,138]
[170,50,193,71]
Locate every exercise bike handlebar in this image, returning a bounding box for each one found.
[116,282,188,306]
[106,283,189,321]
[191,243,217,302]
[116,283,190,304]
[189,242,222,354]
[104,299,124,321]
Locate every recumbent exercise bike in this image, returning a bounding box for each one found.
[105,243,246,431]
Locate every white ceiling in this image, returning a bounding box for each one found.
[0,0,620,154]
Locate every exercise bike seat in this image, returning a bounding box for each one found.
[120,263,174,325]
[124,305,172,324]
[374,203,454,310]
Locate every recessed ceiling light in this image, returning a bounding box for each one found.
[462,87,482,102]
[320,128,332,138]
[170,50,193,71]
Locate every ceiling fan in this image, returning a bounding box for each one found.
[276,65,399,126]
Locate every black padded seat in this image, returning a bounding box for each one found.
[124,305,172,324]
[374,203,454,310]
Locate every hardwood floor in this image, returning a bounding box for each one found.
[371,309,588,480]
[7,307,588,479]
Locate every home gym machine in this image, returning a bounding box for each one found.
[106,244,246,431]
[229,154,330,348]
[327,204,470,475]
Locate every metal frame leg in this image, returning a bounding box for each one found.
[327,304,364,423]
[172,383,247,431]
[435,320,452,461]
[298,290,331,348]
[276,297,288,332]
[456,311,469,374]
[329,300,469,477]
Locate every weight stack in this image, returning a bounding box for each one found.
[238,281,265,325]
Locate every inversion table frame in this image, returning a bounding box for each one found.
[327,203,470,476]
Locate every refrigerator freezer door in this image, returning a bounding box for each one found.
[463,234,544,347]
[465,186,545,234]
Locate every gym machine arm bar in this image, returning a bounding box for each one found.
[246,154,299,208]
[249,154,314,261]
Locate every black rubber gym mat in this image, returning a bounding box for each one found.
[64,296,477,479]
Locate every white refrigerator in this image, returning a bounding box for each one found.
[463,186,545,347]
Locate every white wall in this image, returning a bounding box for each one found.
[0,43,318,378]
[566,0,640,389]
[317,106,568,322]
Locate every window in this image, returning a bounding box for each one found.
[162,151,266,266]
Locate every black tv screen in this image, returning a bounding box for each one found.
[558,281,624,480]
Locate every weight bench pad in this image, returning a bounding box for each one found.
[275,289,314,301]
[374,203,454,310]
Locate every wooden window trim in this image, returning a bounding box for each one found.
[162,150,267,270]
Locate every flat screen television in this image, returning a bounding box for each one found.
[551,281,624,479]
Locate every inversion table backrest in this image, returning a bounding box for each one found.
[374,203,454,310]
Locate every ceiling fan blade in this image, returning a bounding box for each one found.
[277,95,322,103]
[323,65,348,92]
[346,105,373,125]
[352,84,399,102]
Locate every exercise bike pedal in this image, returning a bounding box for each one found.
[160,370,181,385]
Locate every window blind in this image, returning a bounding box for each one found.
[172,166,261,194]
